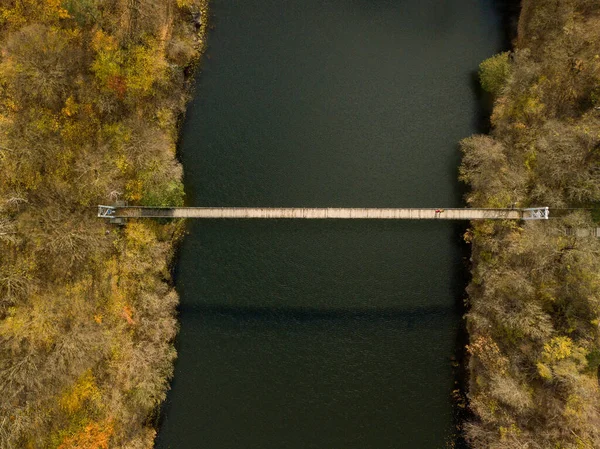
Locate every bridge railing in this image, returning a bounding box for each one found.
[521,207,549,220]
[98,205,116,218]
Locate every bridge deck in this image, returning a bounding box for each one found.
[108,207,525,220]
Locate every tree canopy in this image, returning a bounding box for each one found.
[461,1,600,447]
[0,0,208,447]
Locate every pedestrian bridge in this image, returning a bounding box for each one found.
[98,206,550,221]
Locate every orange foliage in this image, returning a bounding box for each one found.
[107,75,127,99]
[467,335,509,374]
[57,420,113,449]
[122,305,136,325]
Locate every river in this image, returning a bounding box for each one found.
[155,1,504,447]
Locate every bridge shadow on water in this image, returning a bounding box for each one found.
[177,302,458,322]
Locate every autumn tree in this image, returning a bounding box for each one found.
[0,0,208,447]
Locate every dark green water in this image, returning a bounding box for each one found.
[156,1,503,447]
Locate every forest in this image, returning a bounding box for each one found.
[461,0,600,447]
[0,0,207,447]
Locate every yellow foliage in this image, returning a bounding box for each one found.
[32,110,60,134]
[0,295,59,349]
[62,96,78,117]
[91,30,117,54]
[0,6,27,28]
[92,37,168,99]
[485,192,513,208]
[3,97,19,112]
[59,369,100,414]
[499,424,521,441]
[125,42,168,97]
[536,362,553,380]
[101,122,131,152]
[125,221,157,250]
[125,179,143,201]
[115,155,130,173]
[91,48,124,91]
[45,0,71,19]
[60,120,92,146]
[156,107,175,131]
[176,0,194,8]
[563,394,583,419]
[521,95,544,117]
[0,0,70,28]
[542,336,574,362]
[537,336,588,381]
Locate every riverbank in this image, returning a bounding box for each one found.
[0,1,207,447]
[461,0,600,446]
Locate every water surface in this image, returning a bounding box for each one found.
[156,1,503,447]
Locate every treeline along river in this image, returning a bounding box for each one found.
[156,0,505,447]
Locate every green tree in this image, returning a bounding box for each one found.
[479,52,511,96]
